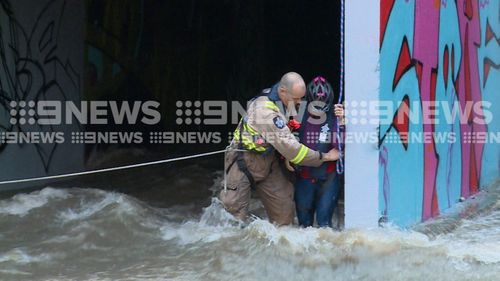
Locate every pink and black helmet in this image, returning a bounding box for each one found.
[307,76,334,112]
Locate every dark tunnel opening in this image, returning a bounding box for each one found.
[85,0,342,153]
[80,0,343,210]
[0,0,343,212]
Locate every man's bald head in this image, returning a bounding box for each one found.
[278,72,306,107]
[279,72,306,93]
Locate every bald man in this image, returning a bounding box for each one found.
[220,72,340,225]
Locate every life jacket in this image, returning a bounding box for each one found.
[297,110,337,180]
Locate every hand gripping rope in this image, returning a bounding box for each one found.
[336,0,345,175]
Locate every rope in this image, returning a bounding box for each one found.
[336,0,345,175]
[2,3,348,184]
[0,149,230,185]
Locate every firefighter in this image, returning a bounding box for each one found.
[220,72,340,225]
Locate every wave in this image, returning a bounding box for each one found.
[0,187,70,216]
[1,185,500,280]
[0,248,55,264]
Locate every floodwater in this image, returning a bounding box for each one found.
[1,167,500,281]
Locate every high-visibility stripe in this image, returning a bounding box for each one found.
[233,129,266,152]
[265,101,279,112]
[290,145,309,165]
[243,123,259,135]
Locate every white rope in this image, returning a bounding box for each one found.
[224,148,229,193]
[336,0,345,175]
[0,149,231,185]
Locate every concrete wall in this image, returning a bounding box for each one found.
[345,0,381,228]
[0,0,84,190]
[379,0,500,227]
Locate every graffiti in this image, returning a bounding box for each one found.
[413,0,441,220]
[380,0,500,226]
[0,0,81,172]
[478,0,500,187]
[480,0,491,8]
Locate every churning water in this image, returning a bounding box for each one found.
[1,173,500,281]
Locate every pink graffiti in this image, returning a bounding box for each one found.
[457,0,485,198]
[381,0,492,224]
[413,1,441,220]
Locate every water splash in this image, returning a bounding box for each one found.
[0,187,69,216]
[0,185,499,280]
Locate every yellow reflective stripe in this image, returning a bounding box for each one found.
[265,101,279,112]
[243,139,267,152]
[290,145,309,165]
[233,129,266,152]
[251,146,267,152]
[243,123,259,135]
[233,128,241,140]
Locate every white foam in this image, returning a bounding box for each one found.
[0,187,69,216]
[243,219,439,256]
[161,198,242,245]
[0,269,32,276]
[41,233,87,245]
[57,192,132,222]
[0,249,53,264]
[161,207,500,266]
[446,242,500,264]
[245,220,326,251]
